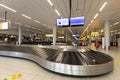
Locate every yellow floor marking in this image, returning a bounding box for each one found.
[0,73,22,80]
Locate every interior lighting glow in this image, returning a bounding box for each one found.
[0,4,17,12]
[94,13,99,19]
[47,0,53,6]
[113,22,119,25]
[99,2,107,11]
[21,14,31,20]
[55,9,60,16]
[34,20,40,23]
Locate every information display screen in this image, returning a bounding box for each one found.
[0,22,9,29]
[70,17,84,26]
[56,16,85,27]
[56,18,69,27]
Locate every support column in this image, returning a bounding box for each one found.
[104,20,110,50]
[53,26,56,47]
[65,33,68,42]
[18,26,22,46]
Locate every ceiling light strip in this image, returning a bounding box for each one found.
[47,0,53,6]
[99,2,107,11]
[14,22,22,25]
[34,20,40,23]
[25,25,30,28]
[21,14,31,20]
[94,13,99,19]
[0,4,17,12]
[80,24,91,38]
[55,9,60,16]
[91,20,94,23]
[113,22,120,25]
[43,24,47,26]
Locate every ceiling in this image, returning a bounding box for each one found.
[0,0,120,39]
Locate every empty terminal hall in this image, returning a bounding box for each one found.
[0,0,120,80]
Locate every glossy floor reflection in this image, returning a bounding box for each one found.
[0,46,120,80]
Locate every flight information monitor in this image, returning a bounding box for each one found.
[70,17,85,26]
[56,18,69,27]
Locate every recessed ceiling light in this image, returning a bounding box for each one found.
[21,14,31,20]
[0,4,17,13]
[55,9,60,16]
[99,2,107,11]
[47,0,53,6]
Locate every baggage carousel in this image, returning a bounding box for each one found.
[0,45,114,76]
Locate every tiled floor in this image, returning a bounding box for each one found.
[0,46,120,80]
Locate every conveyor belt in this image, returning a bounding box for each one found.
[0,45,114,76]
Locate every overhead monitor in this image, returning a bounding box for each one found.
[70,17,85,26]
[0,22,9,29]
[56,18,69,27]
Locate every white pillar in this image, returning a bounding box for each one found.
[65,33,67,42]
[18,26,22,46]
[53,26,56,47]
[104,20,110,50]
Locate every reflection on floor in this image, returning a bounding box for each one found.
[0,47,120,80]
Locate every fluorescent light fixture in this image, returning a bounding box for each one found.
[0,4,17,12]
[55,9,60,16]
[58,36,64,39]
[47,0,53,6]
[25,25,30,28]
[14,22,22,25]
[99,2,107,11]
[46,34,53,37]
[21,14,31,20]
[81,24,91,37]
[85,24,91,31]
[114,30,118,32]
[32,27,37,29]
[113,22,119,25]
[34,20,40,23]
[94,13,99,19]
[91,20,94,23]
[43,24,47,26]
